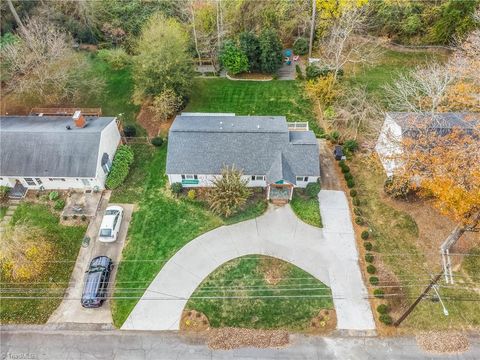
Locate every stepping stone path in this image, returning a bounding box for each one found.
[0,201,19,232]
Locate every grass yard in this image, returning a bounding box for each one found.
[346,48,449,104]
[290,189,322,228]
[82,55,142,134]
[185,78,323,136]
[185,256,334,330]
[0,203,86,324]
[349,155,480,331]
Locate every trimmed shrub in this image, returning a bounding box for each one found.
[0,185,11,199]
[72,214,78,220]
[379,313,393,325]
[352,197,361,206]
[355,216,364,225]
[293,37,308,55]
[54,199,65,211]
[305,64,336,80]
[330,131,340,143]
[48,191,59,201]
[105,145,134,189]
[339,160,345,167]
[344,172,353,181]
[305,182,321,198]
[81,215,87,221]
[365,253,374,263]
[341,165,350,174]
[343,139,359,153]
[374,289,385,298]
[377,304,389,314]
[123,125,136,137]
[369,276,379,286]
[367,264,376,274]
[350,189,357,197]
[347,179,355,188]
[97,48,131,70]
[151,137,164,147]
[171,182,183,195]
[354,207,362,216]
[361,230,369,240]
[295,64,304,80]
[364,242,373,251]
[62,215,68,221]
[187,189,196,200]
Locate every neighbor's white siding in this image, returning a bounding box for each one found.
[375,114,403,177]
[95,119,121,188]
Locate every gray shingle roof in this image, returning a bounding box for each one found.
[0,116,116,177]
[388,112,479,130]
[166,115,320,183]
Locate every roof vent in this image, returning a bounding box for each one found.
[72,110,86,128]
[257,124,260,129]
[66,125,71,130]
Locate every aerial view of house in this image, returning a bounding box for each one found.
[0,112,120,197]
[166,113,320,201]
[1,0,479,359]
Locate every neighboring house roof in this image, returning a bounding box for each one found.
[0,115,116,177]
[387,112,480,132]
[166,115,320,184]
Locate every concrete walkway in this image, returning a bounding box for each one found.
[122,190,375,332]
[48,195,134,325]
[0,202,19,232]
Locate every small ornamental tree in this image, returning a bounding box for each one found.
[239,31,261,71]
[258,28,283,74]
[220,40,249,75]
[151,88,182,122]
[293,37,308,55]
[207,166,252,217]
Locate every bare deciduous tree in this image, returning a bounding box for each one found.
[319,7,380,82]
[1,17,104,106]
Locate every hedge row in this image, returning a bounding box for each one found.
[105,145,134,189]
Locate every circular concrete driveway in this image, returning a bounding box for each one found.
[122,190,375,332]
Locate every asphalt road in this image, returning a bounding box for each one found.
[1,329,479,360]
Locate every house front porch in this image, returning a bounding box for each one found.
[267,182,293,205]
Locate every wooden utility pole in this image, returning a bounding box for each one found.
[308,0,317,59]
[394,272,443,327]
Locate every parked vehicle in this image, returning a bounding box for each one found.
[333,145,344,161]
[81,256,113,308]
[98,205,123,242]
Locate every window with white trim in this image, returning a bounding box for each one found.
[251,175,265,181]
[24,178,36,186]
[35,178,43,185]
[296,176,309,182]
[181,174,198,180]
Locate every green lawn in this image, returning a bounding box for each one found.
[185,78,323,136]
[290,189,322,228]
[350,156,480,331]
[82,55,142,134]
[186,256,333,330]
[0,204,86,324]
[346,48,449,103]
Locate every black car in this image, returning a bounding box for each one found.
[81,256,113,308]
[333,145,344,160]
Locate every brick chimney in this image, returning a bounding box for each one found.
[72,110,86,128]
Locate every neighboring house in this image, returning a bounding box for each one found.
[375,112,479,176]
[166,113,320,201]
[0,112,121,197]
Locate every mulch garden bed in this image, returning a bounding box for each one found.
[207,327,289,350]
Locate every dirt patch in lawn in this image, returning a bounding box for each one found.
[136,104,174,137]
[260,257,288,285]
[180,310,210,331]
[207,327,289,350]
[308,309,337,334]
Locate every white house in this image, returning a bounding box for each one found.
[0,112,121,198]
[166,113,320,202]
[375,112,479,177]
